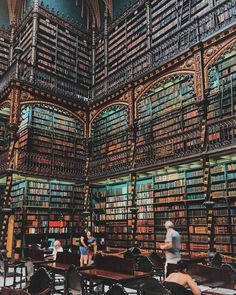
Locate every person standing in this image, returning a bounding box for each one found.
[87,230,96,265]
[160,221,181,277]
[79,227,89,266]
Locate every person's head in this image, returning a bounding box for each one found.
[87,230,92,238]
[83,227,88,233]
[164,220,174,231]
[176,260,189,273]
[54,240,61,249]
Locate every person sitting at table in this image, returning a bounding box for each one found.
[52,240,63,260]
[87,230,96,265]
[163,260,201,295]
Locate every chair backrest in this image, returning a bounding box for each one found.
[141,278,170,295]
[1,287,30,295]
[105,284,128,295]
[221,264,236,287]
[67,264,83,292]
[163,282,188,295]
[28,247,44,261]
[123,250,135,260]
[130,247,141,255]
[149,252,164,268]
[211,252,222,268]
[137,256,154,273]
[56,250,80,266]
[27,267,53,294]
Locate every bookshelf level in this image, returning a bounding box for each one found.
[0,116,9,152]
[90,159,236,254]
[11,178,85,255]
[0,28,10,77]
[94,0,216,85]
[17,104,86,179]
[136,178,154,249]
[136,74,200,167]
[89,105,130,177]
[91,181,133,251]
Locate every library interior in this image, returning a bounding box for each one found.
[0,0,236,294]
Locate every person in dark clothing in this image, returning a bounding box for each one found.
[163,261,201,295]
[79,227,89,266]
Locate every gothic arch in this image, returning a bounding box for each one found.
[89,102,129,136]
[135,71,195,119]
[204,38,236,88]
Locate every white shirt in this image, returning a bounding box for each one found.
[52,246,63,260]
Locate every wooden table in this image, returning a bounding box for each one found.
[79,268,150,295]
[202,287,236,295]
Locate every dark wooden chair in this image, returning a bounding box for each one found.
[210,252,222,268]
[137,256,154,273]
[25,267,53,295]
[66,265,97,295]
[0,251,24,288]
[104,284,128,295]
[148,252,165,281]
[1,287,30,295]
[130,247,141,255]
[123,250,135,260]
[66,265,83,295]
[141,278,171,295]
[221,264,236,289]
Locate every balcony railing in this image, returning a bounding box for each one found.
[0,1,234,104]
[0,62,89,103]
[90,0,236,101]
[15,149,86,179]
[208,117,236,151]
[88,150,131,178]
[135,128,202,168]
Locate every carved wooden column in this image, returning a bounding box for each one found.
[130,172,138,247]
[92,21,96,87]
[104,7,108,78]
[30,0,39,81]
[194,43,215,253]
[146,1,152,50]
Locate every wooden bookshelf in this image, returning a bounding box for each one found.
[0,28,10,77]
[11,179,85,252]
[89,105,130,177]
[91,182,132,250]
[0,117,9,152]
[17,105,86,178]
[136,178,155,249]
[136,74,200,167]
